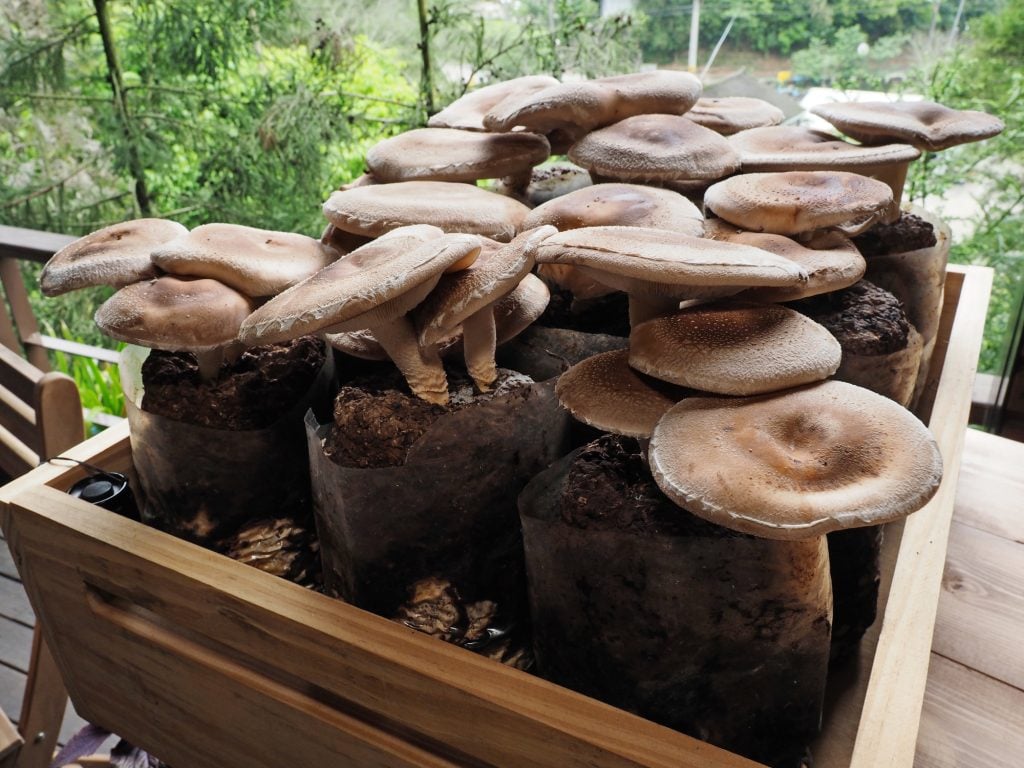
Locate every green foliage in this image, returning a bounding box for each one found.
[46,321,126,434]
[790,26,909,88]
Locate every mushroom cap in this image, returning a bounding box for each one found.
[628,300,841,395]
[536,226,807,298]
[704,219,865,301]
[556,349,691,438]
[568,114,740,183]
[704,171,894,236]
[240,228,482,345]
[322,181,531,242]
[366,128,550,183]
[40,218,186,296]
[523,183,704,234]
[151,223,338,298]
[648,380,944,539]
[484,70,702,135]
[94,276,256,351]
[428,75,561,131]
[810,100,1005,151]
[729,125,920,171]
[416,226,555,345]
[685,96,785,135]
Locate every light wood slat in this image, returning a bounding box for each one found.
[29,334,121,365]
[932,520,1024,689]
[850,265,993,768]
[0,346,42,406]
[915,654,1024,768]
[0,383,40,454]
[0,259,48,371]
[954,428,1024,543]
[35,372,86,461]
[0,704,21,768]
[0,226,75,265]
[0,426,39,480]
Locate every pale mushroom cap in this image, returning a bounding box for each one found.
[810,100,1005,151]
[428,75,561,131]
[536,226,807,296]
[729,125,920,171]
[94,276,256,351]
[648,380,944,539]
[704,171,894,236]
[704,220,865,301]
[569,114,740,182]
[628,301,841,396]
[523,183,703,234]
[556,349,690,438]
[484,70,702,135]
[240,230,481,345]
[366,128,550,183]
[40,218,186,296]
[322,181,531,242]
[686,96,785,135]
[416,226,555,344]
[151,223,338,298]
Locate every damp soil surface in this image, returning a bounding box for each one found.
[141,336,325,430]
[853,211,936,257]
[789,279,911,356]
[536,284,632,337]
[560,435,746,538]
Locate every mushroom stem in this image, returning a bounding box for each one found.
[371,315,449,405]
[864,160,911,224]
[195,348,225,382]
[628,294,681,327]
[461,308,498,392]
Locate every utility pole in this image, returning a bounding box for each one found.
[688,0,701,73]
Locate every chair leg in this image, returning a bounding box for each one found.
[15,628,67,768]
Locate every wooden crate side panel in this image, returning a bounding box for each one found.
[6,485,760,768]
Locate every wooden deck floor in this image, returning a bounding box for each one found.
[1,427,1022,766]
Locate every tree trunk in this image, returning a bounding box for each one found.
[416,0,435,121]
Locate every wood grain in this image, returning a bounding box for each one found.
[915,654,1024,768]
[932,521,1024,689]
[954,428,1024,543]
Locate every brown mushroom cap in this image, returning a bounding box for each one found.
[648,380,944,539]
[810,100,1005,151]
[704,219,865,302]
[685,96,785,135]
[569,114,740,183]
[556,349,691,438]
[151,223,338,298]
[484,70,702,135]
[728,125,920,171]
[628,301,841,396]
[523,183,704,234]
[366,128,550,183]
[322,181,531,242]
[428,75,561,131]
[40,218,186,296]
[704,171,894,236]
[94,276,256,351]
[240,228,481,345]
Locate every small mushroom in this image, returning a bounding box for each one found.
[685,96,785,135]
[94,275,257,380]
[40,218,186,296]
[151,223,339,297]
[648,380,943,539]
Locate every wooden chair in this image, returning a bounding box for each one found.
[0,336,85,768]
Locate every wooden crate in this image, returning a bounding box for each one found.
[0,265,992,768]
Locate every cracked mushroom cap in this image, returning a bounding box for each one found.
[704,171,894,237]
[151,223,338,297]
[524,183,704,234]
[40,218,186,296]
[240,228,481,345]
[685,96,785,135]
[556,348,691,438]
[648,380,944,539]
[569,114,740,184]
[728,125,920,171]
[416,226,555,345]
[484,70,702,135]
[704,219,865,302]
[94,275,256,351]
[322,181,531,242]
[428,75,561,130]
[628,300,841,396]
[810,100,1005,151]
[366,128,550,183]
[536,226,808,299]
